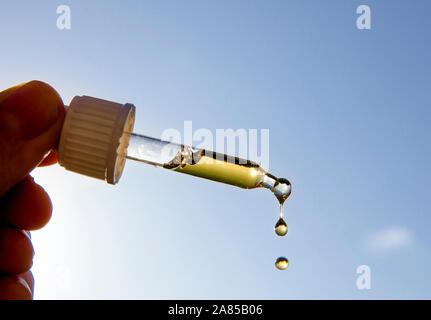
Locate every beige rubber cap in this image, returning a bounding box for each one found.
[58,95,135,184]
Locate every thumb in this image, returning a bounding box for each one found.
[0,81,65,196]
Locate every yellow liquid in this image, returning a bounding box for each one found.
[275,257,289,270]
[172,152,265,189]
[275,217,288,237]
[164,148,291,200]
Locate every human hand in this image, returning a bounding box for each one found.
[0,81,65,299]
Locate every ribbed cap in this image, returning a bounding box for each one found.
[58,95,135,184]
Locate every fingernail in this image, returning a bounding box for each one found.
[23,230,32,240]
[0,81,64,140]
[18,271,34,298]
[16,276,33,299]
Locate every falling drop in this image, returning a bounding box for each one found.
[274,217,288,237]
[272,178,291,206]
[275,257,289,270]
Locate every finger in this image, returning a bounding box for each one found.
[0,82,27,105]
[0,274,32,300]
[0,176,52,230]
[0,80,65,196]
[38,151,58,167]
[0,228,34,274]
[19,270,34,297]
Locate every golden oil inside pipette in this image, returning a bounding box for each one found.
[166,148,265,189]
[164,147,292,195]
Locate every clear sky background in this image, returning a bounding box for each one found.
[1,0,430,299]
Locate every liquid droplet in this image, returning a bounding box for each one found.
[273,178,291,206]
[260,174,291,205]
[274,217,288,237]
[275,257,289,270]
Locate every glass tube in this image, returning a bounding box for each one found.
[125,133,291,204]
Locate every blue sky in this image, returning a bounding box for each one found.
[1,0,430,299]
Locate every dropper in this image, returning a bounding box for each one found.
[57,95,291,201]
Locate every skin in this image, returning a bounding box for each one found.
[0,81,65,299]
